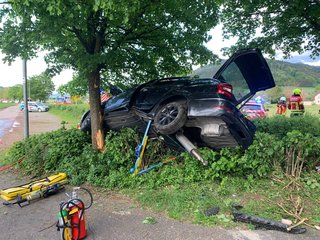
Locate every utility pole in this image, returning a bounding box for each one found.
[22,59,29,138]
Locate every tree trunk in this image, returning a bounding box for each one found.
[88,68,105,151]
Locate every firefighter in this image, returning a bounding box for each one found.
[276,96,287,115]
[288,88,304,117]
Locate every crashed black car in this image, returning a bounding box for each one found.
[81,49,275,164]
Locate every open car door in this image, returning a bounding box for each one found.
[213,49,275,106]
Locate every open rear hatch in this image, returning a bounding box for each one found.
[213,49,275,107]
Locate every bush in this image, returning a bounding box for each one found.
[283,130,320,177]
[4,115,320,189]
[5,128,91,180]
[254,115,320,139]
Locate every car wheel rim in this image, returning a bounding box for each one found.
[158,105,179,126]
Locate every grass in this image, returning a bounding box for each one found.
[0,102,16,110]
[48,103,89,127]
[126,174,320,228]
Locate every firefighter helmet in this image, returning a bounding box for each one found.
[293,88,301,95]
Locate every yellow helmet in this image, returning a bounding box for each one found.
[293,88,301,95]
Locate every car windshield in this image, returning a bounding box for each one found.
[242,104,263,111]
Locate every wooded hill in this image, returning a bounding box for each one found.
[192,59,320,88]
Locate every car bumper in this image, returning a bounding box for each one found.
[187,99,256,148]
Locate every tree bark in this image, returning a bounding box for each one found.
[88,68,105,151]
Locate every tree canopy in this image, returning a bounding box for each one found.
[220,0,320,58]
[0,1,220,149]
[29,73,55,101]
[7,84,23,101]
[1,1,219,83]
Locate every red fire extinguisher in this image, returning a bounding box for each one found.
[57,187,93,240]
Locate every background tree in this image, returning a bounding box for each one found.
[29,73,55,101]
[0,87,9,100]
[7,84,23,101]
[58,74,87,98]
[0,1,219,150]
[266,86,284,103]
[220,1,320,58]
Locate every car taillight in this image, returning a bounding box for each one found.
[217,83,233,98]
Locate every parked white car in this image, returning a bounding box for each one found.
[19,102,49,112]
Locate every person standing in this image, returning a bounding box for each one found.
[288,88,305,117]
[276,96,287,115]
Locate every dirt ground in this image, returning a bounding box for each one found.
[0,106,319,240]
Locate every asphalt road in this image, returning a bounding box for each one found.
[0,105,61,149]
[1,170,319,240]
[0,106,319,239]
[0,106,21,138]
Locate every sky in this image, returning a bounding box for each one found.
[0,52,74,89]
[205,25,320,66]
[0,24,319,89]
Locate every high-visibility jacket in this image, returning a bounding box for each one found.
[288,95,304,115]
[276,100,287,115]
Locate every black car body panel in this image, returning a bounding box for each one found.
[81,49,275,152]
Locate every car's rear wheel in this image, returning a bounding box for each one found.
[154,101,187,135]
[38,108,42,112]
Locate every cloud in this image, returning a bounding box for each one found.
[302,60,320,66]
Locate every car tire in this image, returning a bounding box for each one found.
[38,108,42,112]
[154,101,187,135]
[80,110,92,132]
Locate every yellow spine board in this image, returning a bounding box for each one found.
[0,173,67,201]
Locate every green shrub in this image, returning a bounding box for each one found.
[87,128,140,186]
[5,128,91,178]
[254,115,320,139]
[283,130,320,177]
[4,117,320,189]
[238,132,284,177]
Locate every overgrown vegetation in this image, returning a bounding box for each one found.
[1,116,320,228]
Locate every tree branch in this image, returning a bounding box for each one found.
[66,27,91,53]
